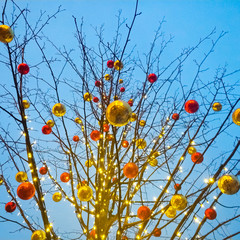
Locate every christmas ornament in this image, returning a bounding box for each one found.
[22,100,30,109]
[73,135,80,142]
[17,182,35,200]
[78,186,93,201]
[232,108,240,126]
[136,139,147,149]
[123,162,138,179]
[174,183,181,191]
[128,99,133,107]
[52,103,66,117]
[93,97,99,103]
[31,230,46,240]
[15,171,27,183]
[52,192,62,202]
[120,87,125,92]
[60,172,70,182]
[171,194,187,210]
[218,175,240,195]
[89,229,96,239]
[104,74,112,81]
[137,206,151,220]
[114,60,123,71]
[0,176,3,185]
[185,100,199,113]
[139,120,146,127]
[42,125,52,135]
[0,25,14,43]
[39,166,48,175]
[165,206,177,218]
[85,159,94,167]
[90,130,101,141]
[148,158,158,167]
[84,92,92,101]
[122,140,129,148]
[107,60,114,68]
[5,202,16,213]
[153,228,161,237]
[212,102,222,111]
[18,63,29,75]
[95,80,101,87]
[188,146,196,155]
[130,113,137,122]
[191,152,203,164]
[172,113,179,120]
[152,151,160,158]
[148,73,157,83]
[103,124,109,132]
[205,208,217,220]
[119,79,123,84]
[46,120,54,127]
[75,117,82,124]
[108,134,114,141]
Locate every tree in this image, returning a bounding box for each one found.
[0,0,240,239]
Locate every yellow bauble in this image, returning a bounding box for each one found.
[104,74,112,81]
[152,151,160,158]
[84,92,92,101]
[171,194,187,210]
[77,186,93,201]
[0,25,14,43]
[232,108,240,126]
[114,60,123,71]
[15,171,27,183]
[46,120,55,128]
[218,175,240,195]
[85,159,93,167]
[139,120,146,127]
[148,158,158,167]
[106,100,132,127]
[136,139,147,149]
[165,206,177,218]
[22,100,30,109]
[31,230,46,240]
[52,103,66,117]
[75,117,82,124]
[130,113,137,122]
[52,192,62,202]
[188,146,196,155]
[0,176,3,185]
[212,102,222,111]
[119,79,123,84]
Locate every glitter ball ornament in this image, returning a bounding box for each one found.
[84,92,92,101]
[171,194,187,210]
[17,182,35,200]
[188,146,196,155]
[15,171,28,183]
[78,186,93,201]
[139,120,146,127]
[52,103,66,117]
[122,140,129,148]
[93,97,99,103]
[39,166,48,175]
[165,206,177,218]
[137,206,151,220]
[172,113,179,120]
[42,125,52,135]
[90,130,101,141]
[60,172,70,183]
[119,79,123,84]
[106,100,132,127]
[153,228,161,237]
[31,230,46,240]
[148,73,157,83]
[212,102,222,111]
[22,100,30,109]
[136,139,147,149]
[75,117,82,124]
[104,74,112,81]
[114,60,123,71]
[5,202,16,213]
[218,175,240,195]
[232,108,240,126]
[18,63,29,75]
[120,87,125,92]
[191,152,203,164]
[128,99,133,107]
[123,162,138,179]
[73,135,80,142]
[107,60,114,68]
[205,208,217,220]
[185,100,199,113]
[103,124,109,132]
[148,158,158,167]
[0,25,14,43]
[52,192,62,202]
[130,113,137,122]
[174,183,181,191]
[46,119,55,127]
[95,80,101,87]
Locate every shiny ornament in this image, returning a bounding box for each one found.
[218,175,240,195]
[185,100,199,113]
[119,79,123,84]
[0,176,3,185]
[123,162,138,179]
[0,25,14,43]
[107,134,114,141]
[130,113,137,122]
[128,99,133,107]
[107,60,114,68]
[78,185,93,201]
[95,80,101,87]
[191,152,203,164]
[104,74,112,81]
[84,92,92,101]
[113,95,119,100]
[152,151,160,158]
[75,117,82,124]
[139,120,146,127]
[153,228,161,237]
[52,192,62,202]
[60,172,70,183]
[165,206,177,218]
[42,125,52,135]
[205,208,217,220]
[46,119,54,127]
[137,206,151,220]
[172,113,179,120]
[18,63,29,75]
[136,139,147,149]
[93,97,99,103]
[120,87,125,92]
[5,202,16,213]
[171,194,187,210]
[85,159,94,167]
[188,146,196,155]
[31,230,46,240]
[212,102,222,111]
[232,108,240,126]
[90,130,101,141]
[106,100,132,127]
[103,124,109,132]
[15,171,28,183]
[89,229,96,239]
[174,183,181,191]
[17,182,35,200]
[122,140,129,148]
[73,135,80,142]
[114,60,123,71]
[39,166,48,175]
[52,103,66,117]
[148,73,157,83]
[148,158,158,167]
[22,100,30,109]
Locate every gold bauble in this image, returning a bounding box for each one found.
[52,103,66,117]
[52,192,62,202]
[188,146,196,155]
[152,151,160,158]
[22,100,30,109]
[84,92,92,101]
[119,79,123,84]
[218,175,240,195]
[31,230,46,240]
[104,74,112,81]
[75,117,82,124]
[139,120,146,127]
[136,139,147,149]
[232,108,240,126]
[165,206,177,218]
[130,113,137,122]
[15,171,27,183]
[77,186,93,201]
[212,102,222,111]
[0,176,3,185]
[148,158,158,167]
[85,159,94,167]
[106,100,132,127]
[46,120,55,128]
[114,60,123,71]
[171,194,188,210]
[0,25,14,43]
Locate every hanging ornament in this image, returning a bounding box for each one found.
[46,119,55,127]
[130,113,137,122]
[119,79,123,84]
[188,146,196,155]
[212,102,222,111]
[205,208,217,220]
[5,202,16,213]
[95,80,101,87]
[139,120,146,127]
[232,108,240,126]
[60,172,70,183]
[148,73,157,83]
[93,97,99,103]
[85,159,94,167]
[165,206,177,218]
[148,158,158,167]
[84,92,92,101]
[136,139,147,149]
[39,166,48,175]
[122,140,129,148]
[153,228,161,237]
[52,103,66,117]
[137,206,151,220]
[128,99,133,107]
[0,176,3,185]
[113,95,119,100]
[172,113,179,120]
[171,194,187,210]
[15,171,28,183]
[218,175,240,195]
[42,125,52,135]
[151,151,160,158]
[185,100,199,113]
[104,74,112,81]
[18,63,30,75]
[22,100,30,109]
[89,229,96,239]
[107,60,114,68]
[77,186,93,201]
[114,60,123,71]
[73,135,80,142]
[120,87,125,93]
[108,134,114,141]
[0,25,14,43]
[123,162,138,179]
[106,100,132,127]
[17,182,35,200]
[191,152,203,164]
[103,124,109,132]
[174,183,181,191]
[90,130,101,141]
[52,192,62,202]
[31,230,46,240]
[75,117,82,124]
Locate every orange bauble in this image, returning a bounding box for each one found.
[205,208,217,220]
[123,162,138,179]
[17,182,35,200]
[191,152,203,164]
[90,130,101,141]
[60,172,70,182]
[89,229,96,239]
[153,228,161,237]
[39,166,48,175]
[137,206,151,220]
[103,124,109,132]
[122,140,129,148]
[73,135,80,142]
[185,100,199,113]
[174,183,181,191]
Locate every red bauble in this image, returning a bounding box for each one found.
[174,183,181,191]
[205,208,217,220]
[18,63,30,75]
[5,202,16,213]
[95,80,101,87]
[172,113,179,121]
[122,140,129,148]
[137,206,151,220]
[153,228,161,237]
[42,125,52,135]
[123,162,138,179]
[191,152,203,164]
[128,99,133,107]
[17,182,35,200]
[73,135,80,142]
[148,73,157,83]
[93,97,99,103]
[103,124,109,132]
[90,130,101,141]
[185,100,199,113]
[60,172,70,182]
[39,166,48,175]
[107,60,114,68]
[120,87,125,93]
